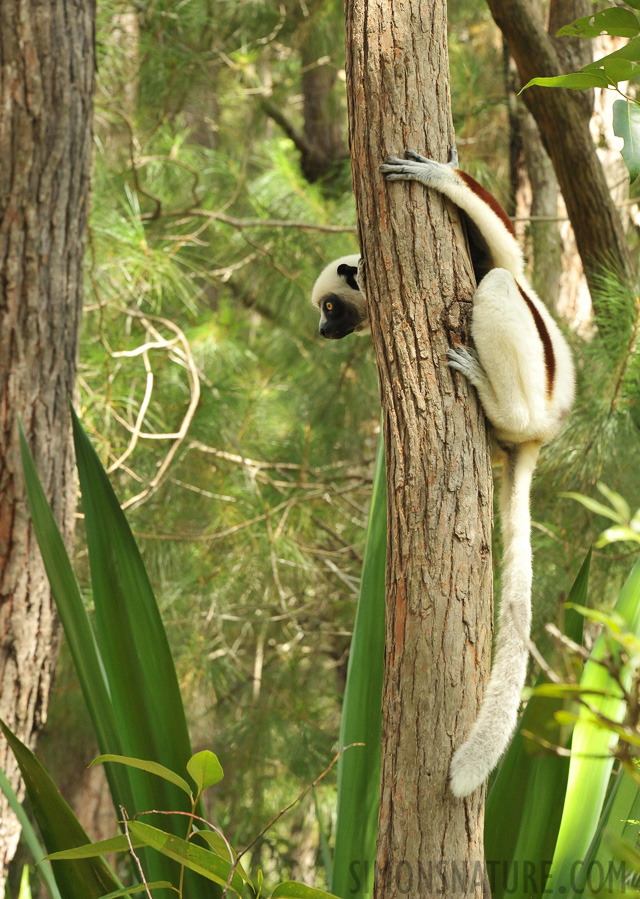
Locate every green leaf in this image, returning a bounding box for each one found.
[613,99,640,183]
[99,883,177,898]
[561,490,624,522]
[0,763,62,899]
[596,525,640,547]
[47,835,144,860]
[0,719,121,899]
[70,407,200,890]
[187,751,224,792]
[18,423,133,813]
[556,8,640,38]
[128,822,244,895]
[602,58,640,84]
[331,432,386,899]
[597,483,631,521]
[270,884,341,899]
[485,550,589,899]
[545,556,640,897]
[520,72,610,93]
[91,755,193,797]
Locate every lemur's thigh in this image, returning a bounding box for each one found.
[469,269,546,436]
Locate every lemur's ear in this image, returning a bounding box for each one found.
[336,263,359,292]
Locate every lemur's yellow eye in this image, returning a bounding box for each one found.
[325,301,333,311]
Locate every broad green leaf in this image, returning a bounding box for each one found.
[331,432,386,899]
[0,720,121,899]
[521,72,610,92]
[270,883,341,899]
[0,763,61,899]
[128,822,244,895]
[187,751,224,792]
[545,556,640,897]
[624,0,640,9]
[602,58,640,85]
[99,883,177,898]
[613,99,640,183]
[485,550,589,899]
[47,834,144,860]
[91,755,193,797]
[18,423,133,813]
[556,8,640,38]
[583,35,640,69]
[561,490,623,522]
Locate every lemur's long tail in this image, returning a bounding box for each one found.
[449,442,540,798]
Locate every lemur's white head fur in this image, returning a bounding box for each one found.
[310,254,368,339]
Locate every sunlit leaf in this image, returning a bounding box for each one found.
[521,72,610,93]
[557,8,640,38]
[561,490,624,523]
[187,751,224,792]
[613,99,640,183]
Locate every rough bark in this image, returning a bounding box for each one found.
[487,0,634,299]
[0,0,94,880]
[345,2,493,896]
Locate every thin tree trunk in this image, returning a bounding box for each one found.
[345,2,493,896]
[0,0,95,882]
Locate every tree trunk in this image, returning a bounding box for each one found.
[0,0,94,882]
[344,2,493,896]
[486,0,634,301]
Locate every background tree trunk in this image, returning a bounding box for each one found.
[487,0,634,300]
[0,0,95,882]
[344,2,493,895]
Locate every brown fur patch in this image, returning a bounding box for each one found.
[457,171,516,238]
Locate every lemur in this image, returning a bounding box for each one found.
[311,148,575,798]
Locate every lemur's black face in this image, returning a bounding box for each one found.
[319,294,363,339]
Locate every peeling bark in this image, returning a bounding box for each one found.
[0,0,95,881]
[344,2,493,895]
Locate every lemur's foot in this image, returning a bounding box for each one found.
[446,346,483,382]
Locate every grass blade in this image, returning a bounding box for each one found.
[0,761,62,899]
[331,432,386,898]
[0,720,121,899]
[19,423,133,812]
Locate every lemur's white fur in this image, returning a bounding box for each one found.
[312,148,575,798]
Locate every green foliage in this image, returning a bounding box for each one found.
[521,3,640,182]
[330,434,386,898]
[2,421,346,898]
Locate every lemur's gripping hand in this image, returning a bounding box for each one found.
[356,257,366,296]
[380,147,459,183]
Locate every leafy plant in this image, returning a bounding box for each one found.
[0,412,341,898]
[520,1,640,182]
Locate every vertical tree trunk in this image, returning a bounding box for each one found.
[0,0,95,882]
[344,2,493,896]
